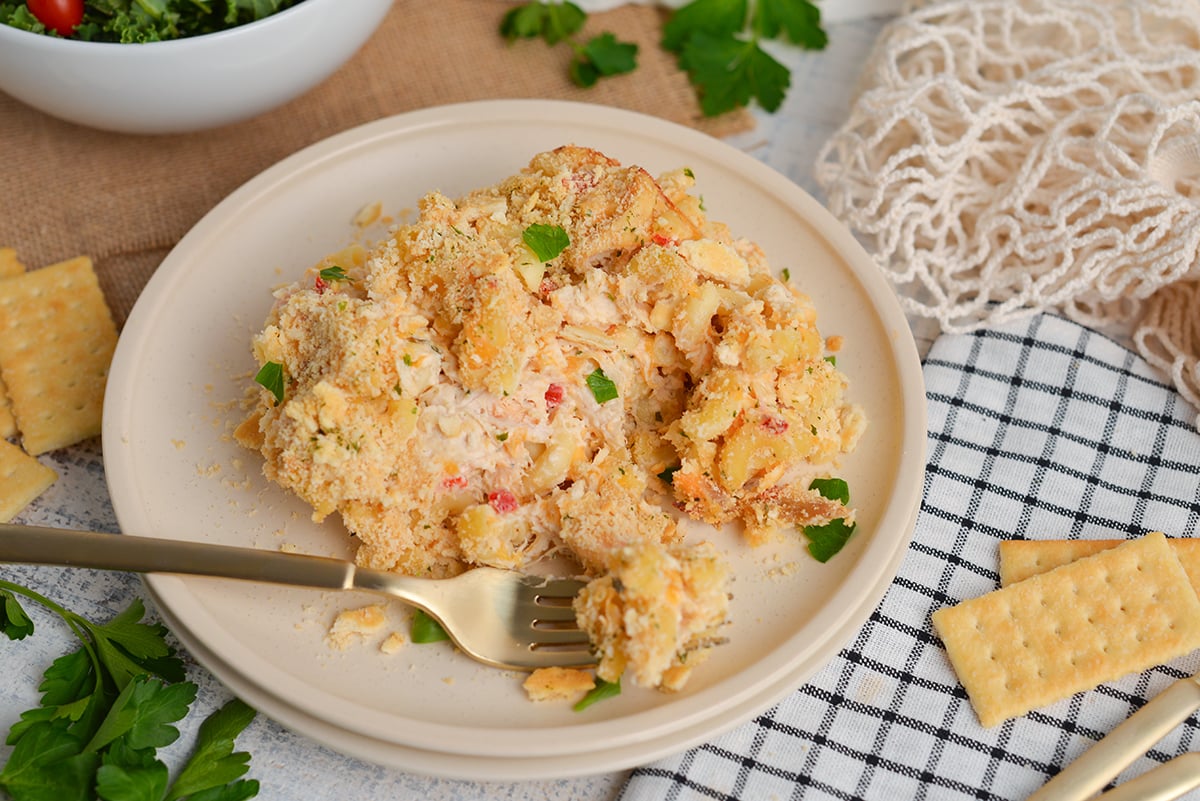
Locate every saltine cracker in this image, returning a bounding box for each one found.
[932,532,1200,727]
[0,256,118,455]
[1000,537,1200,594]
[0,438,57,522]
[0,247,22,279]
[0,247,25,438]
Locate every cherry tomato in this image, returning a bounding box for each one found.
[27,0,84,36]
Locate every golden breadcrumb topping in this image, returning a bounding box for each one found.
[237,145,865,693]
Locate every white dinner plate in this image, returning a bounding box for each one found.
[102,99,926,780]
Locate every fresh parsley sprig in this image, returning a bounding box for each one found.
[0,581,259,801]
[499,0,828,117]
[501,1,639,88]
[663,0,827,117]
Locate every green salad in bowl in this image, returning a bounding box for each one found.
[0,0,300,41]
[0,0,391,133]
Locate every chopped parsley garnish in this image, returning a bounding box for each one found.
[585,368,619,404]
[522,223,571,262]
[574,677,620,711]
[410,610,450,644]
[657,464,680,484]
[809,477,849,504]
[253,361,285,405]
[802,477,856,563]
[501,1,638,88]
[0,583,259,801]
[318,265,354,284]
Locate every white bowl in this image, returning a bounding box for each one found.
[0,0,393,134]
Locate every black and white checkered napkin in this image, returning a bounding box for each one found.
[620,312,1200,801]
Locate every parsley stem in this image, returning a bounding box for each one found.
[0,577,110,697]
[749,0,765,40]
[0,577,76,623]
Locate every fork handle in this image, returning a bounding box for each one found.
[1093,753,1200,801]
[0,523,357,592]
[1027,675,1200,801]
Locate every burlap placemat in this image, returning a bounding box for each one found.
[0,0,751,327]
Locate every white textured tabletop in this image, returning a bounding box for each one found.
[1,13,894,801]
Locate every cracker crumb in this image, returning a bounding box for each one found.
[767,561,800,580]
[327,603,387,650]
[522,667,596,702]
[380,632,405,654]
[353,201,383,228]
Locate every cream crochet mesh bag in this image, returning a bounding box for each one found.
[815,0,1200,426]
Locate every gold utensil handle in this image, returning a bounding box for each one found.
[1027,676,1200,801]
[0,522,355,591]
[1093,753,1200,801]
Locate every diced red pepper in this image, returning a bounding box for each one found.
[488,489,519,514]
[652,233,677,247]
[544,383,564,410]
[761,416,789,435]
[563,171,599,193]
[442,475,468,490]
[314,275,329,294]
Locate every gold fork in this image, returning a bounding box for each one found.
[1027,673,1200,801]
[0,523,594,671]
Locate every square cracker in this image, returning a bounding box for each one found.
[0,438,57,522]
[0,248,26,438]
[0,256,118,455]
[932,532,1200,727]
[0,248,23,279]
[1000,537,1200,594]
